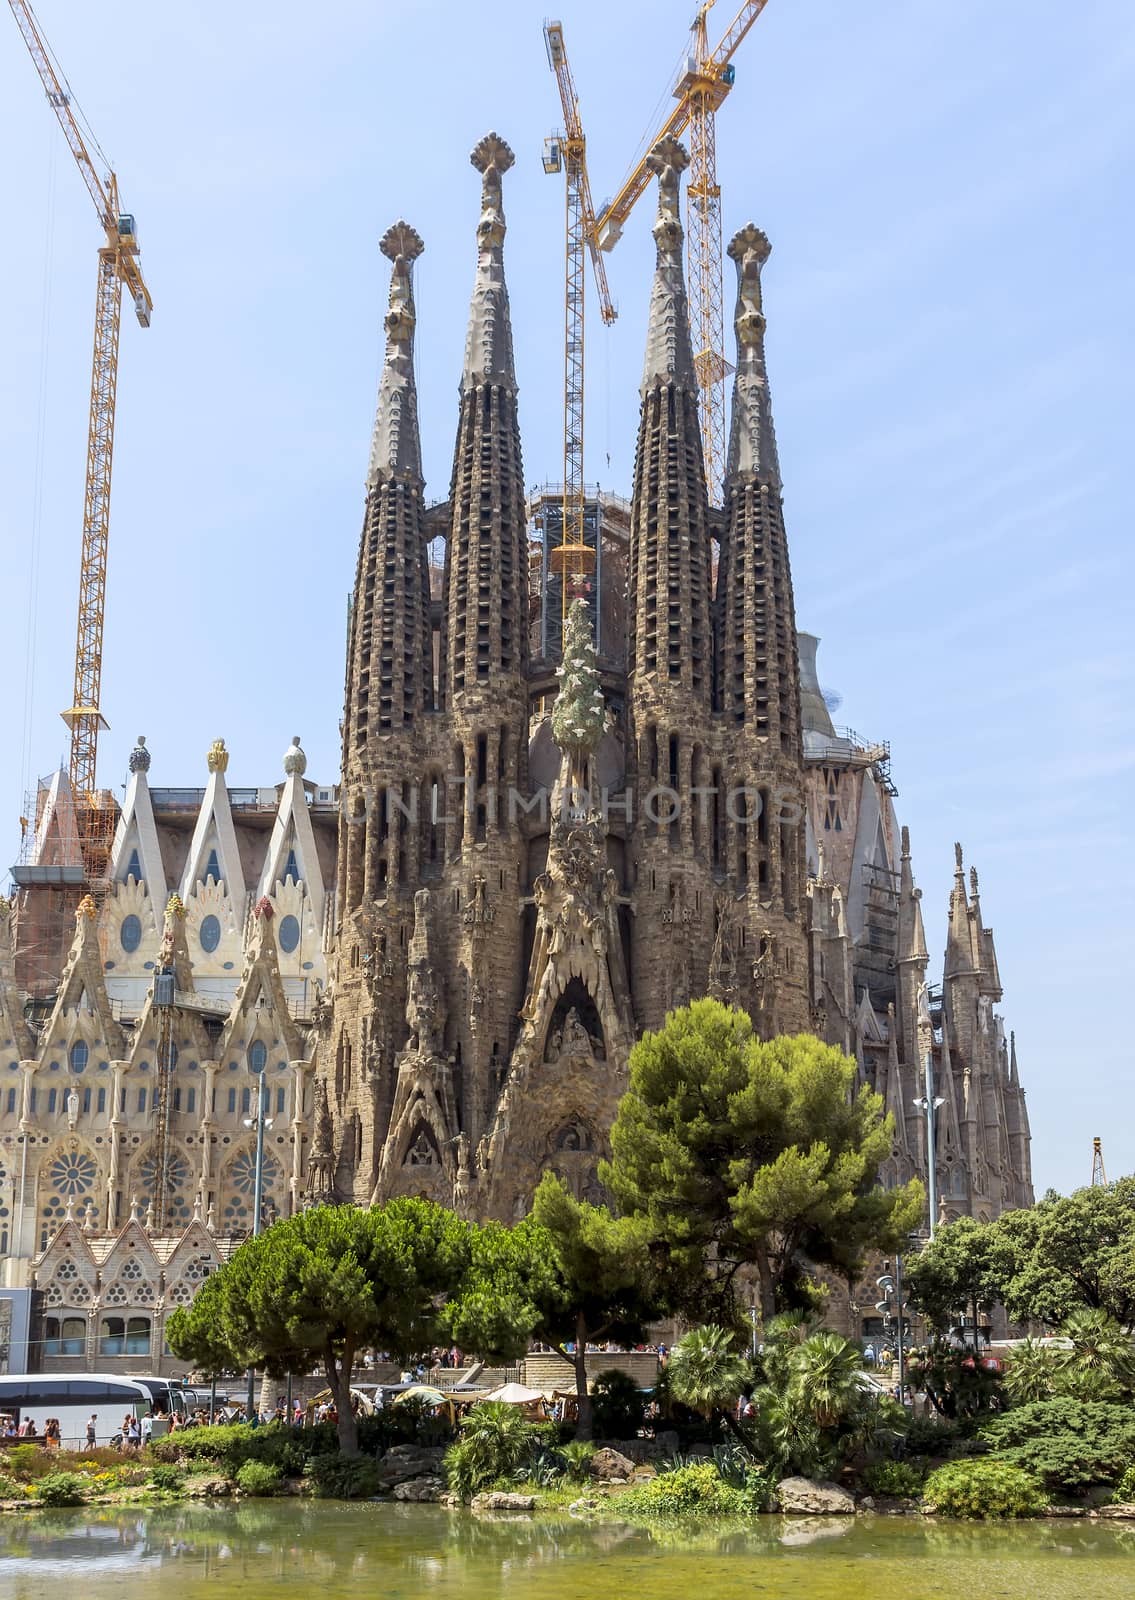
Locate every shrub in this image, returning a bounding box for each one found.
[32,1472,89,1507]
[591,1370,649,1441]
[922,1459,1048,1519]
[903,1415,959,1456]
[559,1440,595,1483]
[303,1454,383,1500]
[5,1444,54,1480]
[148,1463,185,1493]
[236,1460,283,1496]
[980,1399,1135,1495]
[1112,1465,1135,1504]
[863,1460,926,1498]
[150,1422,323,1477]
[443,1402,544,1499]
[617,1461,747,1519]
[0,1473,27,1500]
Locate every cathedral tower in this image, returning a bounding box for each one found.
[330,220,438,1200]
[625,139,716,1028]
[437,134,530,1155]
[712,223,810,1033]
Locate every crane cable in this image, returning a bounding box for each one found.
[19,128,58,829]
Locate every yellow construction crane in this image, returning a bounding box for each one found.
[9,0,152,884]
[594,0,774,504]
[542,20,615,623]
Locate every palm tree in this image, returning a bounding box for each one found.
[789,1332,866,1429]
[1059,1309,1135,1402]
[667,1323,755,1451]
[1003,1338,1060,1404]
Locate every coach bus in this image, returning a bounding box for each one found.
[0,1374,183,1447]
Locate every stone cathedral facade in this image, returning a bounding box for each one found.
[0,131,1032,1368]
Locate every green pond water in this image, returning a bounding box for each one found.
[0,1503,1132,1600]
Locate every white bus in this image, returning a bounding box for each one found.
[0,1374,182,1448]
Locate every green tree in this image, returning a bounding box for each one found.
[994,1181,1135,1328]
[441,1215,559,1365]
[523,1172,662,1439]
[904,1215,1002,1344]
[602,1001,923,1322]
[168,1199,471,1455]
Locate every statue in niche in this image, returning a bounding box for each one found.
[469,979,486,1021]
[66,1088,80,1130]
[561,1009,593,1058]
[452,1133,471,1216]
[464,873,487,926]
[405,1131,437,1168]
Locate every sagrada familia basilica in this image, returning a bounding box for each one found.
[0,133,1032,1371]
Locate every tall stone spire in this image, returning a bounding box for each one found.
[717,224,801,754]
[367,222,424,484]
[627,136,712,704]
[444,133,528,702]
[640,139,697,392]
[462,133,516,389]
[724,224,780,486]
[342,222,433,784]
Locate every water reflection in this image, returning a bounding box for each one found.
[0,1504,1132,1600]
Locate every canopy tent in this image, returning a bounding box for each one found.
[479,1381,547,1406]
[392,1384,457,1423]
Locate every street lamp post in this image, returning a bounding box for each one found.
[876,1259,908,1404]
[244,1064,273,1420]
[913,989,947,1239]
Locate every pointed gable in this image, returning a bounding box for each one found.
[179,740,245,902]
[257,738,326,927]
[40,898,125,1060]
[108,737,167,899]
[216,899,303,1065]
[29,768,83,871]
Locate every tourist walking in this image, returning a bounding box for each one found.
[85,1414,97,1448]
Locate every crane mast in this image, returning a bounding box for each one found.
[543,21,615,625]
[593,0,774,504]
[1091,1137,1108,1188]
[9,0,152,887]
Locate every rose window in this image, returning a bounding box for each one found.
[50,1150,97,1196]
[137,1150,191,1200]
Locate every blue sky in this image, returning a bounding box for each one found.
[1,0,1131,1196]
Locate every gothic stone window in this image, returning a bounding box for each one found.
[135,1149,193,1227]
[168,1252,216,1307]
[41,1148,98,1249]
[99,1315,151,1356]
[222,1147,282,1231]
[44,1314,88,1356]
